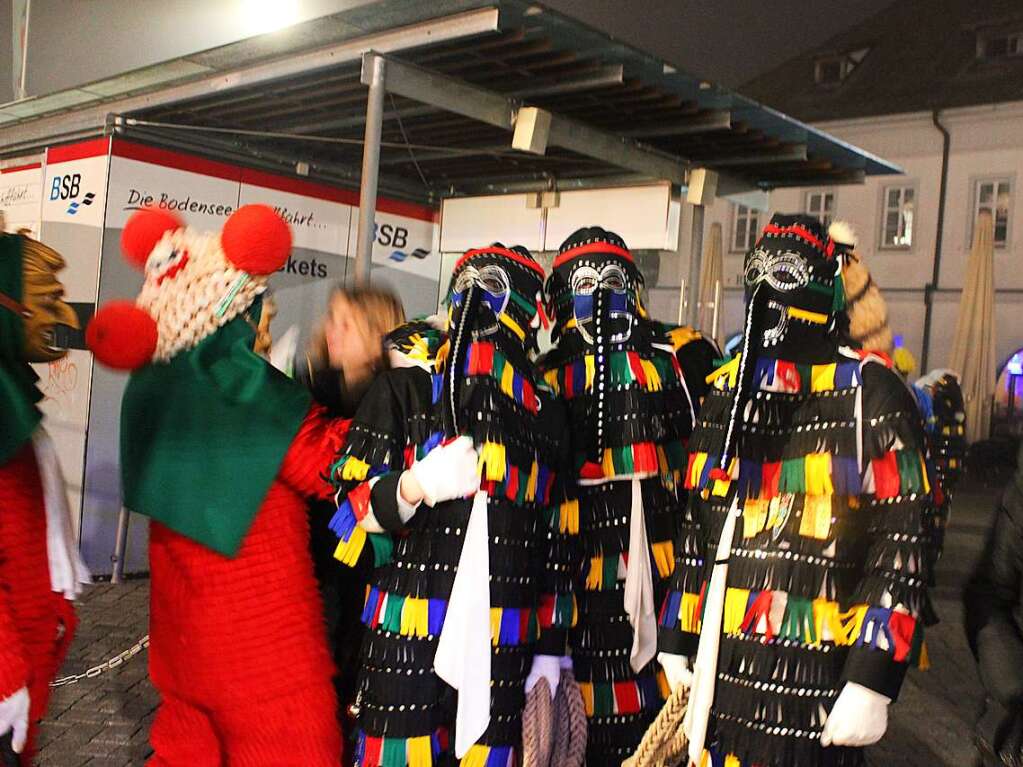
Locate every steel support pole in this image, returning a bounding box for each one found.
[110,506,131,584]
[686,203,706,326]
[354,55,386,286]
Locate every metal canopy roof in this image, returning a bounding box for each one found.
[0,0,901,203]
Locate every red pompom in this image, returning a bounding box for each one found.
[221,204,292,275]
[121,209,183,269]
[86,301,158,371]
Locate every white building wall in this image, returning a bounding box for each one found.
[698,100,1023,373]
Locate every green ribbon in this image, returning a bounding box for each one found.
[780,457,806,494]
[120,300,311,556]
[368,533,394,567]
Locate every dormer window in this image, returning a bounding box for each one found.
[978,31,1023,60]
[814,48,869,86]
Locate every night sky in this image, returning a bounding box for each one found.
[543,0,895,88]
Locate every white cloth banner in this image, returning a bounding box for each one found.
[33,428,91,600]
[435,490,491,757]
[624,478,657,672]
[685,496,739,765]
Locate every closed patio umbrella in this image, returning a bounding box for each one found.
[949,211,996,443]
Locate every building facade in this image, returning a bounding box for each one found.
[701,0,1023,378]
[705,101,1023,373]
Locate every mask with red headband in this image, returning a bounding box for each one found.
[442,244,547,436]
[711,213,855,483]
[86,205,310,556]
[543,227,696,484]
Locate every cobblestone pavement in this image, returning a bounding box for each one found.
[36,483,1002,766]
[37,579,156,767]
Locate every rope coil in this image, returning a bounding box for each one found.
[624,683,690,767]
[521,670,587,767]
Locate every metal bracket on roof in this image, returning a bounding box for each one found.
[361,51,689,184]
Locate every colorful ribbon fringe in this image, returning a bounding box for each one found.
[356,729,513,767]
[708,356,864,394]
[538,592,578,630]
[544,349,682,399]
[584,541,676,591]
[361,586,541,646]
[460,744,515,767]
[665,325,703,351]
[463,341,539,413]
[355,729,446,767]
[329,452,383,484]
[684,448,929,504]
[332,442,555,567]
[475,443,556,506]
[329,482,395,567]
[658,589,704,635]
[552,499,580,535]
[578,439,686,484]
[578,674,663,717]
[659,586,924,665]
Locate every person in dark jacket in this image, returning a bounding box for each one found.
[965,444,1023,766]
[298,285,406,748]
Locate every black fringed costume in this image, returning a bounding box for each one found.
[328,246,568,767]
[912,370,966,562]
[539,228,717,767]
[658,215,939,767]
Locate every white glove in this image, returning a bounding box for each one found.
[0,687,30,754]
[820,682,890,747]
[408,436,481,507]
[526,655,567,699]
[658,652,692,692]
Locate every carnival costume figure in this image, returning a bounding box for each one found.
[912,370,966,495]
[912,369,966,565]
[537,227,717,766]
[328,245,567,766]
[86,206,348,766]
[658,214,939,767]
[0,232,90,764]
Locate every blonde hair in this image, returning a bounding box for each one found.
[307,285,405,369]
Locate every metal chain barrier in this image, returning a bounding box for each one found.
[50,635,150,688]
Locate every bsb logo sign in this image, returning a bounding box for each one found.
[49,173,96,215]
[376,222,430,263]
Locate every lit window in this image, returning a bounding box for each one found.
[974,178,1012,247]
[732,204,761,252]
[805,190,835,229]
[880,185,915,248]
[814,48,870,85]
[978,32,1023,60]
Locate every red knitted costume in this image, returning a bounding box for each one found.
[0,444,77,765]
[146,406,348,767]
[88,206,352,765]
